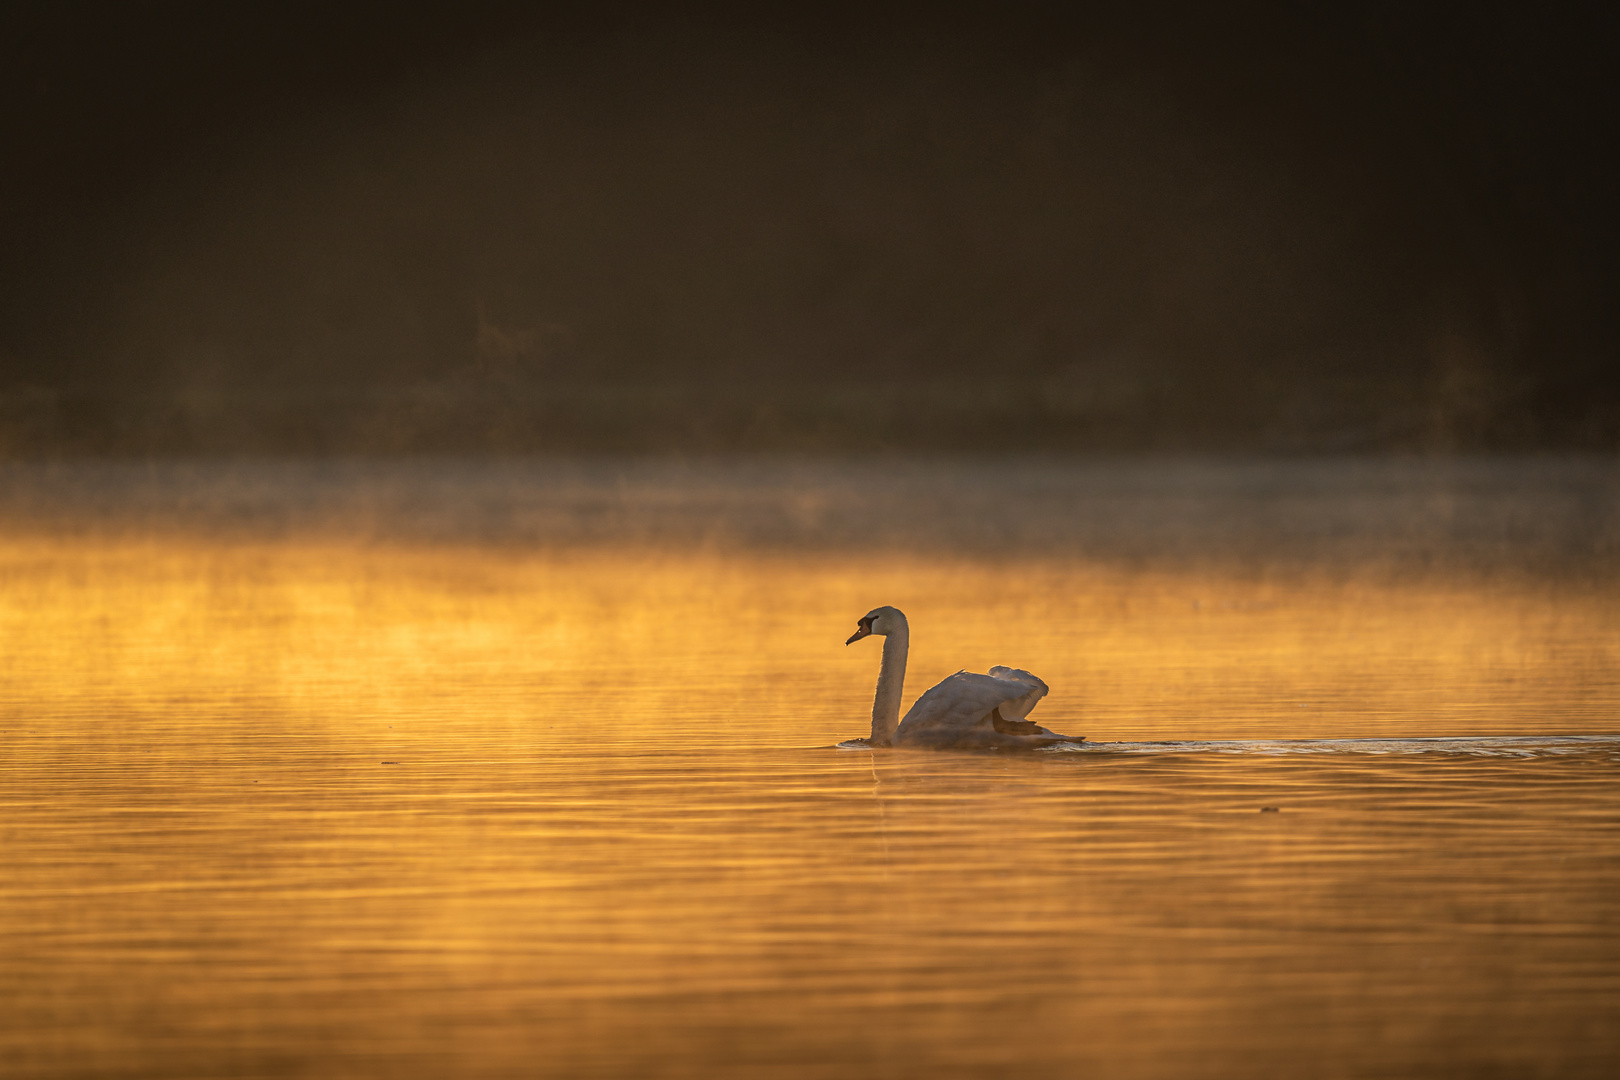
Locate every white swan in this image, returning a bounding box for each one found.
[841,606,1085,749]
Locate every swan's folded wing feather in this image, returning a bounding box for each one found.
[987,665,1046,689]
[986,666,1049,721]
[897,670,1049,734]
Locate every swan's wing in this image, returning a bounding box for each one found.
[986,666,1049,721]
[897,669,1049,735]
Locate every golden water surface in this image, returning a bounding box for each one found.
[3,459,1618,1078]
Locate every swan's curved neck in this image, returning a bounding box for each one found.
[871,620,909,746]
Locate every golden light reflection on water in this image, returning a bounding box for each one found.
[4,538,1617,744]
[3,534,1619,1078]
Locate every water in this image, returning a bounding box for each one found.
[3,457,1618,1078]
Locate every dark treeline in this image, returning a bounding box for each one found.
[2,2,1617,454]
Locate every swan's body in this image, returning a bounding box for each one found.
[842,606,1084,749]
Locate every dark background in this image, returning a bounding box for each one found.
[2,2,1616,454]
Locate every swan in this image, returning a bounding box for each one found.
[840,606,1085,749]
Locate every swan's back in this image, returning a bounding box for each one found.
[895,667,1049,739]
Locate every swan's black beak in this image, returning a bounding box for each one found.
[846,622,872,645]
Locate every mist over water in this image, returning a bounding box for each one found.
[4,455,1617,571]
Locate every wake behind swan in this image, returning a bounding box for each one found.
[1041,735,1620,757]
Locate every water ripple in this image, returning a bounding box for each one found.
[1055,734,1620,757]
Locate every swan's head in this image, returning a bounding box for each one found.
[846,606,906,645]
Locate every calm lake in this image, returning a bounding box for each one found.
[3,457,1619,1078]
